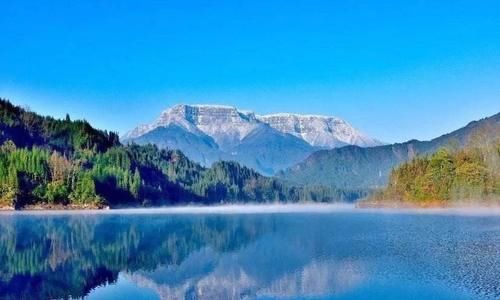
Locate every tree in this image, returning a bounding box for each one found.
[49,151,73,182]
[0,164,20,207]
[131,168,141,198]
[44,181,70,204]
[69,173,103,206]
[1,140,16,152]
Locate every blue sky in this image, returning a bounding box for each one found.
[1,0,499,143]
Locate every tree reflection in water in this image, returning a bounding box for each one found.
[0,213,273,300]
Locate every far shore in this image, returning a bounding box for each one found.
[357,199,500,209]
[1,202,500,216]
[0,203,106,211]
[0,203,354,213]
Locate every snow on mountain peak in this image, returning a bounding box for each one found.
[124,104,261,149]
[257,113,381,148]
[123,104,381,148]
[258,112,341,120]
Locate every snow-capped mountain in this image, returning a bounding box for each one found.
[123,104,381,175]
[123,104,261,150]
[257,113,381,148]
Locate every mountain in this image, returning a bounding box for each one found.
[124,104,380,175]
[131,124,222,166]
[0,98,354,210]
[123,104,261,149]
[123,104,313,175]
[279,113,500,190]
[232,125,314,175]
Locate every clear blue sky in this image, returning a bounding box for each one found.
[1,0,499,143]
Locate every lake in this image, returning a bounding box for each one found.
[0,206,499,300]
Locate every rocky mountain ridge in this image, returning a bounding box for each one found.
[124,104,381,148]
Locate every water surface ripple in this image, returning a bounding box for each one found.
[0,207,498,299]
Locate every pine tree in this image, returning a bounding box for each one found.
[131,168,141,199]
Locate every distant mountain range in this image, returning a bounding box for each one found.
[279,112,500,190]
[123,104,382,175]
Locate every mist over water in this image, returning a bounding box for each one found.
[5,203,500,216]
[0,207,499,299]
[3,203,355,215]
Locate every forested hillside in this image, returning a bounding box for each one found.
[363,142,500,207]
[0,99,351,209]
[0,100,120,152]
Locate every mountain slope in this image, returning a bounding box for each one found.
[232,125,314,175]
[132,124,223,166]
[124,104,379,175]
[279,113,500,190]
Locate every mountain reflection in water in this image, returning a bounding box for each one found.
[0,210,499,300]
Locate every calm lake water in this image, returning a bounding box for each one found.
[0,206,499,300]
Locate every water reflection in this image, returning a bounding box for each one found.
[0,214,275,299]
[0,212,499,299]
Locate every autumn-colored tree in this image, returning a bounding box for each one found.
[49,151,73,182]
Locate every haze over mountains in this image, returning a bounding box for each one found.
[123,104,382,175]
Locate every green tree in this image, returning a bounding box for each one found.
[69,173,103,206]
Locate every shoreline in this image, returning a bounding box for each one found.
[2,202,500,216]
[356,199,500,209]
[0,203,108,211]
[0,203,354,214]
